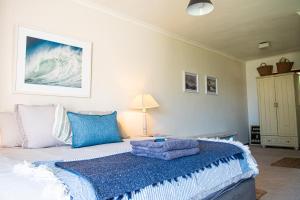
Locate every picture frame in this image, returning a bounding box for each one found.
[15,27,92,97]
[183,71,199,93]
[205,75,218,95]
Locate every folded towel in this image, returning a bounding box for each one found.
[130,138,199,152]
[131,147,200,160]
[132,145,197,154]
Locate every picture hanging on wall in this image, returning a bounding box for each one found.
[205,75,218,95]
[183,71,199,93]
[15,27,92,97]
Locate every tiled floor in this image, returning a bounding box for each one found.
[250,146,300,200]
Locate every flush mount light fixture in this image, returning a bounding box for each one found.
[187,0,214,16]
[297,10,300,16]
[258,42,270,49]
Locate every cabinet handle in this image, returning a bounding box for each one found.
[274,102,279,108]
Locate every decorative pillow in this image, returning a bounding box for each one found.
[16,104,63,148]
[52,104,115,145]
[0,112,22,147]
[80,111,114,115]
[52,105,72,144]
[67,111,122,148]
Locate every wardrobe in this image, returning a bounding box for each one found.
[257,73,300,149]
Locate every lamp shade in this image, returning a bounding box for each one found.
[187,0,214,16]
[131,94,159,110]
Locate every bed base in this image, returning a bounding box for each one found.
[205,178,256,200]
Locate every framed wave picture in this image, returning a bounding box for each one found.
[15,27,92,97]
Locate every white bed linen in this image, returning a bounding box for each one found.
[0,139,258,200]
[0,157,68,200]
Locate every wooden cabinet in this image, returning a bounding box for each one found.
[257,73,300,149]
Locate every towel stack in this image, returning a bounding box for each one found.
[130,138,200,160]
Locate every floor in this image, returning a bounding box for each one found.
[250,146,300,200]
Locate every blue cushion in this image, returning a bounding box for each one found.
[67,111,122,148]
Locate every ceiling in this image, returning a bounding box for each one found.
[81,0,300,61]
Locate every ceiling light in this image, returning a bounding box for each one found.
[297,11,300,16]
[258,42,270,49]
[187,0,214,16]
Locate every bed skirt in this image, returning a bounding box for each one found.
[208,178,256,200]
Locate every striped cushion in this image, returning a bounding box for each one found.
[52,105,72,144]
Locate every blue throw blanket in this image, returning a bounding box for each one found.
[55,140,244,200]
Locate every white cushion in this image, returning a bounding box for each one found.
[0,112,22,147]
[16,104,62,148]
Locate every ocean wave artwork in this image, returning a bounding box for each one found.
[25,36,83,88]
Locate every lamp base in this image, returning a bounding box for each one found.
[143,110,147,136]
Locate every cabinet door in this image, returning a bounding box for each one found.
[274,75,297,136]
[257,78,278,136]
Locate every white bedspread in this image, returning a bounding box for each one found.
[0,139,258,200]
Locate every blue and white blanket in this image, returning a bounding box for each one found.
[32,139,258,200]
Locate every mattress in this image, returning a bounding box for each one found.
[0,139,258,200]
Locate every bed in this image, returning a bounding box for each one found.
[0,138,258,200]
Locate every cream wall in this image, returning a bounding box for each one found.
[0,0,249,142]
[245,51,300,128]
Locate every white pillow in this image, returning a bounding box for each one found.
[0,112,22,147]
[52,104,114,145]
[16,104,62,148]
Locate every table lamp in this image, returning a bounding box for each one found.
[131,94,159,136]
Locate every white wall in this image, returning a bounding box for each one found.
[0,0,249,142]
[245,51,300,128]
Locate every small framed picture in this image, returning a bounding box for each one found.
[205,75,218,95]
[183,71,199,93]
